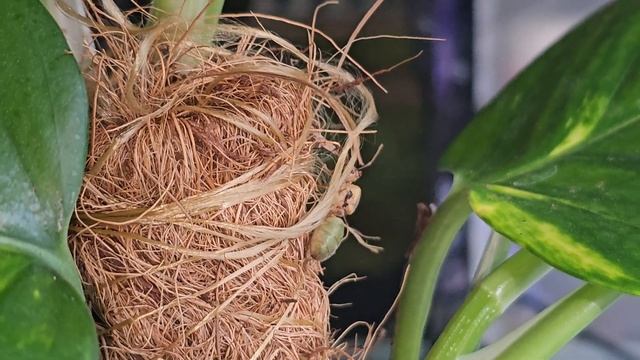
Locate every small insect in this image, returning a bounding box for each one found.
[310,169,363,262]
[310,216,346,262]
[333,184,362,217]
[405,202,437,259]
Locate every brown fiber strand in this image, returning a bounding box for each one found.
[69,1,379,359]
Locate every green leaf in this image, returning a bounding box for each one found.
[0,0,98,358]
[442,1,640,295]
[0,251,98,359]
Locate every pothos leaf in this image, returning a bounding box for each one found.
[0,0,98,358]
[442,1,640,294]
[0,251,98,359]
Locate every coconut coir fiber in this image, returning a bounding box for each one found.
[70,2,378,359]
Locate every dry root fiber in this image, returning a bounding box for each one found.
[70,2,378,359]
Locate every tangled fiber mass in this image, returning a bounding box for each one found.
[69,1,378,359]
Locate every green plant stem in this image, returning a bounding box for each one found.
[425,250,551,360]
[152,0,225,44]
[392,189,472,360]
[472,231,511,284]
[495,283,621,360]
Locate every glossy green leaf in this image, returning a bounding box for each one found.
[0,0,98,358]
[0,250,98,359]
[442,1,640,295]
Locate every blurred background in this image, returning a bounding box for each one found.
[113,0,638,358]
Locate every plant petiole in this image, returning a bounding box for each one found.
[425,249,551,360]
[392,188,472,359]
